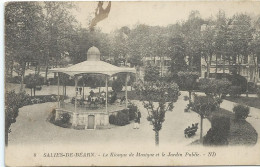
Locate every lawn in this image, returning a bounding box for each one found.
[225,96,260,109]
[208,108,258,146]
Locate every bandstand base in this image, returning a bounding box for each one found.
[55,109,109,129]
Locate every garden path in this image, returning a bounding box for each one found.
[8,91,210,147]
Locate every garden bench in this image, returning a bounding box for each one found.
[184,123,198,138]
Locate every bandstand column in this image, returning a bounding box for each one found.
[74,76,78,113]
[125,73,128,109]
[57,72,60,108]
[105,75,108,114]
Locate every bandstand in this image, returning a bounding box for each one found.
[50,46,136,129]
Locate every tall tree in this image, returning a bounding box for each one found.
[182,11,204,71]
[200,19,216,78]
[41,2,77,82]
[5,2,44,91]
[230,13,253,75]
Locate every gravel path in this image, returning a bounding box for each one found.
[8,92,210,147]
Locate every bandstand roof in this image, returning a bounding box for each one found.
[49,46,136,76]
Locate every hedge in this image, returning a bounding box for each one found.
[203,116,230,146]
[233,105,250,120]
[109,109,130,126]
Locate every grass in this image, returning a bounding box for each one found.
[207,108,258,146]
[225,96,260,109]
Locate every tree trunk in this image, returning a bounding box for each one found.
[45,65,48,84]
[223,54,225,74]
[155,131,159,146]
[20,62,26,92]
[30,88,32,97]
[65,84,67,96]
[83,86,85,99]
[34,88,36,96]
[10,60,14,78]
[200,116,203,143]
[5,129,8,146]
[189,91,192,104]
[206,62,210,79]
[215,54,218,79]
[37,62,40,75]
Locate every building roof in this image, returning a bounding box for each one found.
[49,46,136,76]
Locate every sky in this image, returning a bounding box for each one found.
[73,1,260,33]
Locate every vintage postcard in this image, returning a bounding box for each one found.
[4,1,260,166]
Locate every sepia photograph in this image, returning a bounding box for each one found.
[4,1,260,166]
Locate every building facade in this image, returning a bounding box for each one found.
[201,54,260,84]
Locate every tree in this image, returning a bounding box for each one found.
[177,71,199,103]
[199,78,231,99]
[191,94,219,143]
[5,2,44,91]
[112,78,123,93]
[168,35,187,77]
[144,65,160,82]
[41,2,77,82]
[134,80,179,146]
[229,13,253,75]
[182,11,204,71]
[200,19,216,78]
[24,74,43,96]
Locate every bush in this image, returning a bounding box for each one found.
[115,112,129,126]
[226,74,247,93]
[144,65,160,82]
[109,114,116,124]
[109,109,130,126]
[233,105,250,120]
[128,103,138,121]
[54,112,71,128]
[257,88,260,99]
[199,78,231,98]
[112,79,123,92]
[177,71,199,92]
[6,76,21,84]
[248,82,257,93]
[203,116,230,146]
[229,86,242,98]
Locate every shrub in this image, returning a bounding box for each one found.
[144,65,160,82]
[229,86,242,98]
[60,113,71,123]
[233,105,250,120]
[199,78,231,98]
[203,116,230,146]
[177,71,199,93]
[109,109,130,126]
[115,112,129,126]
[128,103,138,121]
[7,76,21,84]
[54,112,71,128]
[226,74,247,93]
[112,79,123,92]
[109,114,116,124]
[211,116,230,135]
[257,88,260,99]
[199,78,215,95]
[248,82,257,93]
[5,90,32,145]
